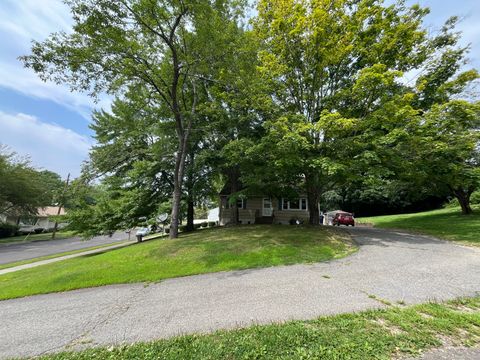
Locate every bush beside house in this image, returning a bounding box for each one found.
[0,223,19,238]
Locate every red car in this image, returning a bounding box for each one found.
[332,213,355,227]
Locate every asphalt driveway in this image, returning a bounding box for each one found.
[0,227,479,358]
[0,231,129,265]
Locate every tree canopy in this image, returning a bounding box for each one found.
[0,146,65,218]
[19,0,480,237]
[251,0,478,219]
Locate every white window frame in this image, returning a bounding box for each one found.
[282,198,308,211]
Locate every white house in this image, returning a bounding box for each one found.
[2,206,67,233]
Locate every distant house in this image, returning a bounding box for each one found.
[207,207,219,223]
[1,206,67,233]
[218,185,309,225]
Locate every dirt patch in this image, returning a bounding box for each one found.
[372,318,406,336]
[418,311,434,320]
[450,304,477,313]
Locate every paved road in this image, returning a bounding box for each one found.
[0,231,130,265]
[409,346,480,360]
[0,241,136,276]
[0,228,479,358]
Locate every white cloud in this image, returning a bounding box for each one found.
[0,111,93,178]
[0,0,111,120]
[0,62,96,119]
[0,0,72,41]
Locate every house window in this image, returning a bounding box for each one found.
[226,198,245,209]
[282,198,308,210]
[301,198,307,210]
[19,217,36,225]
[290,199,300,209]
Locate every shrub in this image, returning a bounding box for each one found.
[179,225,187,232]
[472,191,480,205]
[0,223,19,238]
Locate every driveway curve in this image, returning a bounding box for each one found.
[0,227,479,359]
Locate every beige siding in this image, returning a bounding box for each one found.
[273,210,309,224]
[272,197,309,224]
[219,196,229,225]
[219,195,309,225]
[220,208,260,225]
[219,196,262,225]
[245,197,262,210]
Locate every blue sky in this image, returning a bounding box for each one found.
[0,0,479,178]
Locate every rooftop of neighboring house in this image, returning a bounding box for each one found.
[37,206,66,217]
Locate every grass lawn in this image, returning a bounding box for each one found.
[358,206,480,245]
[0,230,77,244]
[0,225,355,300]
[41,297,480,359]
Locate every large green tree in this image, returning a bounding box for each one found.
[0,146,65,218]
[21,0,245,238]
[253,0,477,223]
[406,101,480,214]
[72,87,176,234]
[202,28,273,224]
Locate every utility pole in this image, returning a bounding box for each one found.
[51,173,70,240]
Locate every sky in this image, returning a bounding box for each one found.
[0,0,479,179]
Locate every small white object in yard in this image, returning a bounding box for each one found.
[157,213,168,223]
[136,227,150,236]
[208,207,219,222]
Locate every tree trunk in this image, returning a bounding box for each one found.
[229,169,240,225]
[306,172,320,225]
[453,188,473,215]
[168,37,191,239]
[170,132,189,238]
[186,199,194,231]
[184,151,196,232]
[170,181,182,238]
[52,173,70,240]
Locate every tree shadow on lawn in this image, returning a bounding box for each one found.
[192,226,353,270]
[77,225,353,277]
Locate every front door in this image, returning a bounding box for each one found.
[262,198,273,216]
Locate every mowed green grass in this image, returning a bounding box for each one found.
[42,297,480,360]
[0,225,355,300]
[358,207,480,245]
